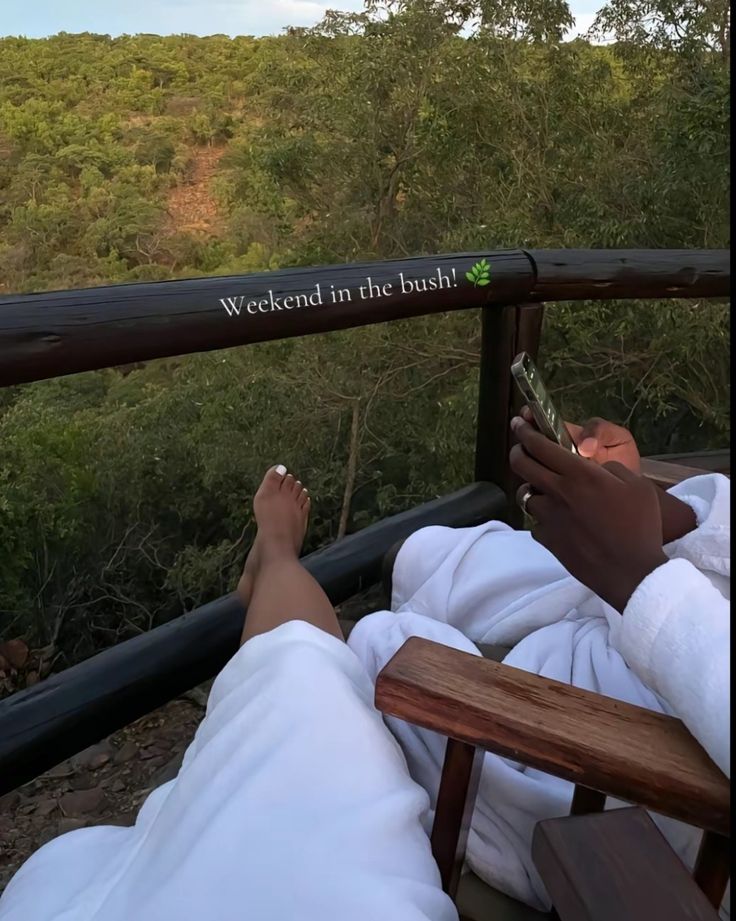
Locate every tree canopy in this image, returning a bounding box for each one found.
[0,2,729,686]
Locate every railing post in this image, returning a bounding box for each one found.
[474,303,545,525]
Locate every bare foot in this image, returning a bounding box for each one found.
[237,465,310,607]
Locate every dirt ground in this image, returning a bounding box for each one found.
[165,145,225,235]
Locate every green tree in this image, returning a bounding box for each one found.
[0,22,729,677]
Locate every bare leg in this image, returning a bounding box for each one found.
[238,466,344,645]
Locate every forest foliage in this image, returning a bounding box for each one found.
[0,0,730,680]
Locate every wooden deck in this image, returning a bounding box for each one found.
[648,449,729,474]
[641,450,729,489]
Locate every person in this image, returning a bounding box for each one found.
[348,411,730,913]
[0,416,729,921]
[0,465,457,921]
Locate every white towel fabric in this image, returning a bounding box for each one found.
[0,622,458,921]
[348,473,731,912]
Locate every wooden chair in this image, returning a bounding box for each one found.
[374,456,730,920]
[533,807,722,921]
[375,638,729,919]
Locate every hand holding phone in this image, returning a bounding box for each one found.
[509,415,669,611]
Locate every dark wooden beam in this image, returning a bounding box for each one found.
[0,251,533,386]
[0,482,508,795]
[1,250,728,388]
[646,449,729,476]
[525,249,729,301]
[475,303,544,526]
[474,304,517,486]
[641,456,729,489]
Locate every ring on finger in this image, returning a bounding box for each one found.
[518,486,535,516]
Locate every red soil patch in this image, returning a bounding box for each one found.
[165,145,226,236]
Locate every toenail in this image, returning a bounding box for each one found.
[275,465,287,476]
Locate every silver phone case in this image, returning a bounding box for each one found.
[511,353,577,453]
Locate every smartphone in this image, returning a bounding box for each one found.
[511,352,578,453]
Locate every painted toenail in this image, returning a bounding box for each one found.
[275,465,287,476]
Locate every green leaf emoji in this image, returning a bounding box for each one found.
[467,260,491,288]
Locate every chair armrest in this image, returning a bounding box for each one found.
[640,456,727,489]
[532,807,720,921]
[375,637,730,836]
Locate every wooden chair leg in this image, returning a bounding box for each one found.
[430,738,483,898]
[693,830,730,908]
[570,785,606,815]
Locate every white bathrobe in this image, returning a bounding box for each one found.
[0,474,729,921]
[0,622,458,921]
[348,472,730,911]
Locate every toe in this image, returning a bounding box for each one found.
[261,464,288,493]
[299,487,309,509]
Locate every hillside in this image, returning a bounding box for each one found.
[0,12,730,673]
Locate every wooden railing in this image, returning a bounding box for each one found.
[0,248,730,793]
[0,484,507,793]
[0,249,728,387]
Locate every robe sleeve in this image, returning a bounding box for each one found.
[610,473,730,777]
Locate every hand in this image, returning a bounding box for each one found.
[519,405,696,543]
[520,406,640,472]
[510,416,668,613]
[657,487,698,544]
